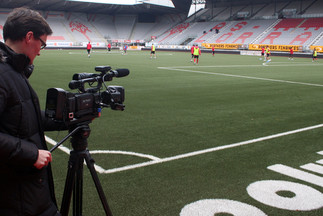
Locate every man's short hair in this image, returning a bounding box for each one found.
[3,7,52,42]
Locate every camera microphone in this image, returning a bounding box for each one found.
[103,69,129,81]
[69,80,82,90]
[114,69,130,77]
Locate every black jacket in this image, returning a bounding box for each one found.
[0,42,61,216]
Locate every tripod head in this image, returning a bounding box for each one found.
[69,124,91,151]
[49,123,91,153]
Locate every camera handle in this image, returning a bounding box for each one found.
[52,124,113,216]
[49,125,85,153]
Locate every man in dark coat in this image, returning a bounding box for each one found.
[0,7,65,216]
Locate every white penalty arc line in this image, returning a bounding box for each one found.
[45,136,161,161]
[102,123,323,174]
[46,123,323,174]
[44,136,161,172]
[90,150,161,161]
[158,64,323,88]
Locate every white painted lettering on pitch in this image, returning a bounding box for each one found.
[180,199,267,216]
[317,159,323,165]
[300,163,323,175]
[268,164,323,188]
[247,180,323,211]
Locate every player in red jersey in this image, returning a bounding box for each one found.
[289,47,294,60]
[107,42,111,52]
[260,46,265,61]
[87,41,92,58]
[190,44,195,62]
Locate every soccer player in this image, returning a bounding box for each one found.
[289,47,294,60]
[260,46,265,60]
[107,42,111,52]
[190,44,195,62]
[263,46,271,66]
[123,44,128,55]
[312,48,317,62]
[87,41,92,58]
[193,45,201,65]
[212,45,215,56]
[150,43,156,59]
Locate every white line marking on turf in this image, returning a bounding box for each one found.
[160,62,323,69]
[90,150,161,161]
[68,51,173,56]
[158,64,323,87]
[99,123,323,174]
[44,136,161,173]
[45,136,71,154]
[45,123,323,174]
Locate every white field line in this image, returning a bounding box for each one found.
[158,63,323,88]
[44,136,161,173]
[68,51,173,56]
[46,123,323,174]
[90,150,161,161]
[45,136,71,154]
[161,62,322,68]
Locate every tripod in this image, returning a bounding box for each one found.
[51,124,113,216]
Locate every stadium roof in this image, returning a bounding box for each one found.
[205,0,314,7]
[0,0,191,15]
[67,0,175,7]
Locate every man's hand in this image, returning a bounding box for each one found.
[34,150,52,169]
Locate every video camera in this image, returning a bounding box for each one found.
[45,66,129,126]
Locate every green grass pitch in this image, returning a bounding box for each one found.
[31,49,323,215]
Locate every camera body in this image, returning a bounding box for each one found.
[45,66,128,126]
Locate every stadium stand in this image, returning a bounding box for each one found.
[157,23,190,44]
[114,15,136,40]
[304,0,323,14]
[210,7,231,21]
[252,17,323,46]
[312,33,323,45]
[273,18,304,31]
[205,7,227,21]
[91,14,119,41]
[186,8,210,22]
[191,21,230,44]
[300,17,323,30]
[1,0,323,49]
[210,20,277,44]
[252,2,286,18]
[147,14,186,42]
[151,0,323,48]
[131,22,157,41]
[46,13,70,42]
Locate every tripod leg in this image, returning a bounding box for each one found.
[60,125,113,216]
[61,151,80,216]
[73,157,84,216]
[84,150,113,216]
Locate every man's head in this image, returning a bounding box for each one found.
[3,7,52,64]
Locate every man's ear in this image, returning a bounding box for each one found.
[25,31,34,45]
